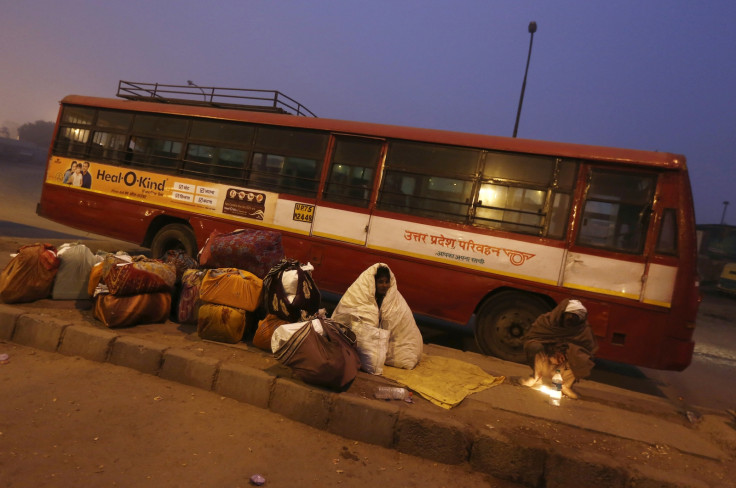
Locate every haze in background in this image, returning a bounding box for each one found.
[2,1,734,224]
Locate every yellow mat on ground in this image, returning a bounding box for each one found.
[381,354,505,409]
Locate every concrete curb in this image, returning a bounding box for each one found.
[0,307,725,488]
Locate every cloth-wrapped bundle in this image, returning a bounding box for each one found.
[273,317,361,390]
[199,268,262,312]
[177,269,205,324]
[103,256,176,296]
[0,243,60,303]
[160,249,199,283]
[52,243,98,300]
[197,303,248,344]
[94,292,171,328]
[262,259,320,322]
[252,313,289,351]
[198,228,284,279]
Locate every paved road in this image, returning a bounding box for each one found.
[0,342,515,488]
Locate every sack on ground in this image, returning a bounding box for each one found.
[252,313,289,351]
[89,253,130,297]
[103,256,176,296]
[262,259,320,322]
[350,320,390,375]
[52,243,98,300]
[160,249,199,283]
[273,317,361,389]
[94,292,171,328]
[0,243,60,303]
[198,228,284,278]
[199,268,262,311]
[177,269,205,324]
[197,303,247,344]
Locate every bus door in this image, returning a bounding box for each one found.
[562,167,657,304]
[639,172,681,308]
[310,135,385,246]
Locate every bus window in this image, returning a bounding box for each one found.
[190,119,255,144]
[133,114,188,138]
[97,110,132,131]
[90,131,127,162]
[215,148,248,180]
[656,208,678,255]
[184,144,248,182]
[547,192,572,239]
[473,153,572,236]
[247,127,327,197]
[475,183,545,234]
[577,169,656,254]
[54,127,90,159]
[483,152,554,186]
[323,137,382,208]
[61,106,95,125]
[129,136,183,170]
[377,141,478,222]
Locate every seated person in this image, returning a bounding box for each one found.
[521,299,597,399]
[332,263,422,370]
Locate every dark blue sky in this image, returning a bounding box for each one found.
[2,1,734,224]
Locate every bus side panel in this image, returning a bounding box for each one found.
[37,184,153,245]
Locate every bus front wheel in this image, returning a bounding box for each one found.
[474,291,551,363]
[150,223,198,259]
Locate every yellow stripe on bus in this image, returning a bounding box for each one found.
[369,244,558,286]
[311,231,365,245]
[642,298,673,308]
[562,282,640,301]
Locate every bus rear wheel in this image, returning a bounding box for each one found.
[150,223,198,259]
[474,291,551,363]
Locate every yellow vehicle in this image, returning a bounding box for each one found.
[717,263,736,295]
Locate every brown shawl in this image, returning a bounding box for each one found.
[524,299,598,378]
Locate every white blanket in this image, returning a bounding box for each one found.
[332,263,422,370]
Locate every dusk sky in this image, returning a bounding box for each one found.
[2,1,734,225]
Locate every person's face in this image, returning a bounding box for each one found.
[71,163,78,171]
[562,312,583,328]
[375,276,390,296]
[82,162,89,173]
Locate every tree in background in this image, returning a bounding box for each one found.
[18,120,54,148]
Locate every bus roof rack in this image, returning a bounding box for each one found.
[116,80,317,117]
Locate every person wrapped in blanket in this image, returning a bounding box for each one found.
[521,299,598,399]
[331,263,423,374]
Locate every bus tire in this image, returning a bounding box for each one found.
[150,223,198,259]
[474,291,551,363]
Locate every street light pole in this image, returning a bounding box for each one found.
[187,80,207,102]
[513,21,537,138]
[721,201,730,225]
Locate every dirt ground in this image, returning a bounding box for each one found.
[1,237,736,487]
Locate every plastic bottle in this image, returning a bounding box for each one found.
[374,386,411,401]
[549,370,563,406]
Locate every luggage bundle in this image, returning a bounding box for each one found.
[52,243,100,300]
[0,243,60,303]
[196,268,262,344]
[177,269,205,324]
[198,228,284,279]
[160,249,200,318]
[252,259,321,351]
[272,314,361,390]
[92,254,176,328]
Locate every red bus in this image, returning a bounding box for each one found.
[37,81,700,370]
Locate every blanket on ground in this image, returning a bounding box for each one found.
[381,354,505,409]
